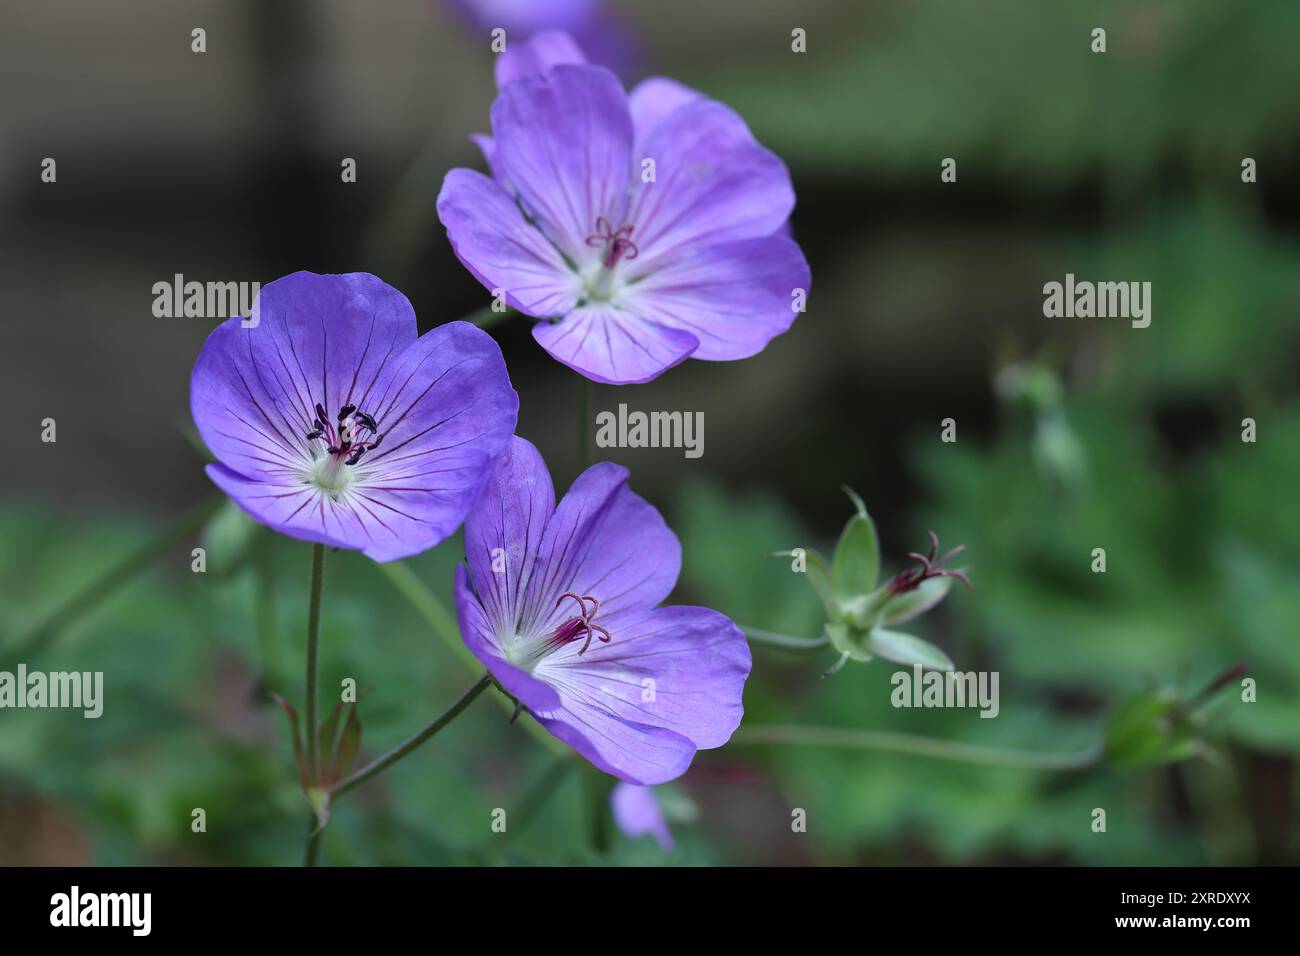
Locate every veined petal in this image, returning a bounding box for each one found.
[190,272,418,484]
[519,461,681,640]
[455,565,562,713]
[536,605,749,750]
[627,76,702,153]
[623,99,794,276]
[615,233,809,361]
[493,28,588,89]
[535,703,696,785]
[204,463,353,552]
[491,64,634,266]
[347,321,518,561]
[437,168,581,317]
[532,303,697,384]
[462,436,556,633]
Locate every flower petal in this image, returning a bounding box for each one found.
[536,605,750,750]
[627,76,702,153]
[190,271,418,485]
[532,303,697,384]
[491,63,634,266]
[535,703,696,785]
[615,233,809,361]
[437,168,580,317]
[493,28,587,89]
[204,463,353,552]
[520,460,681,637]
[623,99,795,276]
[462,436,556,633]
[611,782,675,851]
[347,321,519,561]
[454,565,562,713]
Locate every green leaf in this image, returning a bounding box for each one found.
[1103,690,1202,769]
[841,485,869,518]
[865,628,954,671]
[774,547,837,618]
[335,702,362,778]
[833,513,880,598]
[270,693,307,788]
[879,576,953,626]
[317,702,344,773]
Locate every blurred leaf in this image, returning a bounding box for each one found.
[866,628,954,672]
[833,512,881,598]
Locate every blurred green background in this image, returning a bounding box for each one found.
[1,0,1297,865]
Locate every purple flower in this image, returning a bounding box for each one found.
[190,271,518,562]
[454,436,751,783]
[444,0,638,78]
[437,31,810,385]
[610,782,674,851]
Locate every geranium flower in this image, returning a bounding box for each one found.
[454,436,751,783]
[444,0,638,78]
[610,782,674,851]
[437,30,810,384]
[190,271,518,561]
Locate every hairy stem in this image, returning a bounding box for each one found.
[332,674,494,798]
[459,304,516,330]
[304,544,326,782]
[735,724,1102,771]
[741,625,830,652]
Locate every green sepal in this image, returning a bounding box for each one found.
[877,576,953,626]
[774,547,838,618]
[832,513,880,599]
[865,627,954,671]
[825,621,873,662]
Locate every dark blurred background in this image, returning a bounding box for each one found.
[1,0,1298,865]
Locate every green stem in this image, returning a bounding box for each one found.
[741,625,830,652]
[304,544,326,782]
[304,820,321,867]
[734,725,1102,771]
[577,377,593,470]
[11,495,223,662]
[375,560,568,754]
[459,305,516,330]
[496,757,575,846]
[586,768,612,854]
[332,674,494,798]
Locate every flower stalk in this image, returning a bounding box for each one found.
[735,724,1102,771]
[304,543,326,782]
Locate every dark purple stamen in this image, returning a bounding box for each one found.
[585,217,639,269]
[546,592,612,655]
[886,530,972,595]
[306,400,384,467]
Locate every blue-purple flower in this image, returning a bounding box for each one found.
[444,0,637,77]
[454,436,751,783]
[190,271,518,562]
[437,30,810,384]
[610,782,674,851]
